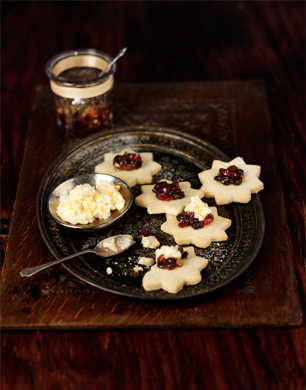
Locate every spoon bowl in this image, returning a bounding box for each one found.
[47,173,133,231]
[20,235,134,277]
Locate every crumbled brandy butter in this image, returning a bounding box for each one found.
[57,180,125,225]
[138,257,154,267]
[103,235,133,252]
[155,245,187,270]
[103,238,120,252]
[184,195,212,221]
[155,245,183,261]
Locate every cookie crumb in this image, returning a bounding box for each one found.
[106,267,113,275]
[133,265,143,273]
[142,236,160,249]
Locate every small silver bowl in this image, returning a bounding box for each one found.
[47,173,133,231]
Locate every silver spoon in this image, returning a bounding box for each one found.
[20,235,134,277]
[99,47,127,78]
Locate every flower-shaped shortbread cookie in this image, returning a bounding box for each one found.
[95,149,162,187]
[142,247,208,293]
[161,207,231,248]
[198,157,264,205]
[135,181,205,215]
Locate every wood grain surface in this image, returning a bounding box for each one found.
[0,82,302,330]
[1,1,304,390]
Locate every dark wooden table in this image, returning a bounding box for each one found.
[1,1,305,389]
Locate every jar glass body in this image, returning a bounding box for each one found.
[46,49,116,137]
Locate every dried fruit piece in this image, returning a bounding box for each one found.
[138,227,148,236]
[176,211,214,230]
[155,245,188,270]
[214,165,244,186]
[152,181,185,201]
[113,152,142,171]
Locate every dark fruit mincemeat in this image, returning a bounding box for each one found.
[152,181,185,201]
[156,246,188,270]
[176,211,214,229]
[214,165,244,186]
[113,152,142,171]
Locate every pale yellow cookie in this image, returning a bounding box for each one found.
[142,247,208,293]
[135,181,205,215]
[160,207,231,248]
[94,149,162,187]
[142,236,160,249]
[198,157,264,205]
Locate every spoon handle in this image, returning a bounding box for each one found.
[99,47,127,77]
[20,249,96,277]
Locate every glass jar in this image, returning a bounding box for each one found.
[46,49,116,137]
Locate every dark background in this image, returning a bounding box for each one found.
[1,1,305,390]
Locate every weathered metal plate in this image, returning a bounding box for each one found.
[37,126,265,299]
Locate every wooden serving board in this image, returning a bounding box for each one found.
[0,81,302,329]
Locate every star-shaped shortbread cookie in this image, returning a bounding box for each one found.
[142,247,208,293]
[135,181,205,215]
[161,207,231,248]
[198,157,264,205]
[95,149,162,187]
